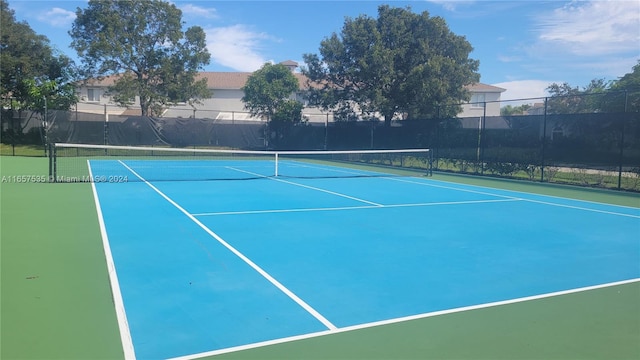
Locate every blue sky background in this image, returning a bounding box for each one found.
[7,0,640,102]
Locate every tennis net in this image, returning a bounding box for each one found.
[49,143,432,183]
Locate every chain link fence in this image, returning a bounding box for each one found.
[2,91,639,191]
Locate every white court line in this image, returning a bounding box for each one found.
[281,160,377,177]
[227,166,384,207]
[87,161,136,359]
[267,162,638,218]
[192,198,521,217]
[193,205,378,216]
[520,198,640,219]
[169,278,640,360]
[117,160,337,332]
[388,177,640,219]
[388,176,522,200]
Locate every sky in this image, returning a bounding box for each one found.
[6,0,640,102]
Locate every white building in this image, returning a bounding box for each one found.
[461,83,506,117]
[76,61,505,121]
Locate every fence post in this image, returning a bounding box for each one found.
[43,97,48,156]
[48,143,53,182]
[480,102,486,174]
[104,104,108,145]
[476,102,486,174]
[104,113,109,146]
[540,97,548,182]
[370,122,374,149]
[476,116,481,168]
[617,90,628,190]
[434,118,440,170]
[324,113,328,150]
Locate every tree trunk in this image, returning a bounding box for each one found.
[140,97,148,116]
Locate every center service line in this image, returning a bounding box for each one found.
[117,160,337,331]
[226,166,384,207]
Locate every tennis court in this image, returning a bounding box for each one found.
[72,145,640,359]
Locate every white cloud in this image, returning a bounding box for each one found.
[497,55,522,63]
[493,80,557,104]
[179,4,218,19]
[37,7,76,27]
[425,0,476,12]
[535,0,640,56]
[205,25,276,72]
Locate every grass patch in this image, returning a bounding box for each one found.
[0,143,48,157]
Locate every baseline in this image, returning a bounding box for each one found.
[169,278,640,360]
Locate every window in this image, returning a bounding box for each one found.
[470,93,485,108]
[87,88,100,102]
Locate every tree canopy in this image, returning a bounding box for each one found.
[242,62,305,147]
[0,0,77,111]
[501,104,532,116]
[69,0,211,116]
[546,61,640,114]
[545,78,611,114]
[302,5,480,126]
[610,60,640,112]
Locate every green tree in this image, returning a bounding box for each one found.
[0,0,77,109]
[1,0,77,146]
[545,78,611,114]
[546,61,640,114]
[69,0,211,116]
[501,104,532,116]
[242,63,305,147]
[302,5,480,126]
[609,60,640,112]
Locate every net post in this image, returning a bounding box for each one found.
[275,152,279,177]
[427,149,433,177]
[49,143,57,183]
[48,142,53,182]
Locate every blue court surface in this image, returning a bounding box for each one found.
[89,159,640,359]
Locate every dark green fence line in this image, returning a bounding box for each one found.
[2,106,639,191]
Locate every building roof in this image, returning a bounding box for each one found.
[465,83,506,93]
[82,69,503,94]
[280,60,299,67]
[196,72,250,89]
[195,72,311,90]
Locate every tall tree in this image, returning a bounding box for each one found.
[303,5,480,126]
[1,0,77,147]
[0,0,77,110]
[69,0,211,116]
[242,63,305,147]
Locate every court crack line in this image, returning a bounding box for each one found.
[117,160,338,331]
